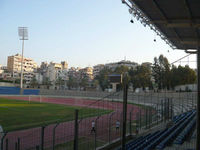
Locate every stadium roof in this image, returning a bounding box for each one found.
[123,0,200,50]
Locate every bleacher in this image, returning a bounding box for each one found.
[0,86,40,95]
[118,110,196,150]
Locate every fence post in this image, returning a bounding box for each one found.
[17,138,20,150]
[171,99,174,120]
[139,109,141,130]
[161,100,164,122]
[108,117,111,143]
[164,100,166,123]
[15,142,17,150]
[94,128,97,150]
[149,108,151,129]
[52,123,59,150]
[145,108,148,129]
[74,110,79,150]
[108,113,114,143]
[0,132,7,150]
[41,126,45,150]
[129,112,132,136]
[156,103,159,125]
[5,139,8,150]
[122,81,128,150]
[36,145,40,150]
[168,98,170,121]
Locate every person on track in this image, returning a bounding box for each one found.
[116,120,120,132]
[91,120,96,134]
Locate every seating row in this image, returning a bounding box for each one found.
[118,110,196,150]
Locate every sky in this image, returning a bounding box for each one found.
[0,0,196,68]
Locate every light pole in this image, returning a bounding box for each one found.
[18,27,28,91]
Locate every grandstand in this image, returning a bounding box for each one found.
[1,0,200,149]
[121,0,200,149]
[116,110,196,150]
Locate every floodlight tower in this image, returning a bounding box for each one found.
[18,27,28,90]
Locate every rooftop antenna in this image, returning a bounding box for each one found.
[18,27,28,90]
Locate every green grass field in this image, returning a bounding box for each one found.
[0,98,111,132]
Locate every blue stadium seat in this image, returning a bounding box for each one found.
[117,110,196,150]
[174,119,196,144]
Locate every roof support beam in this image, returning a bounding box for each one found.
[183,0,193,19]
[169,37,200,41]
[180,41,200,45]
[165,23,200,28]
[152,0,168,20]
[152,19,200,24]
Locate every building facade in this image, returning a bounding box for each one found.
[7,54,37,73]
[79,67,93,81]
[46,61,68,84]
[93,64,104,78]
[0,64,3,74]
[7,54,37,84]
[105,60,138,71]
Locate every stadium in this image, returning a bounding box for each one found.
[0,0,200,150]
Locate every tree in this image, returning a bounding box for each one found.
[95,67,112,91]
[79,76,88,90]
[43,77,52,89]
[170,65,197,88]
[15,78,26,84]
[152,55,170,90]
[129,65,152,91]
[114,66,129,75]
[67,75,78,90]
[55,77,64,89]
[114,66,130,90]
[30,77,38,87]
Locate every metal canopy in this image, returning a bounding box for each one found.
[122,1,200,150]
[126,0,200,50]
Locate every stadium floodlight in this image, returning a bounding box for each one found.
[18,27,28,90]
[18,27,28,40]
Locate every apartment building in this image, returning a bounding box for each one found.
[68,67,81,79]
[46,61,68,83]
[93,64,104,78]
[7,54,37,73]
[79,67,93,80]
[105,60,138,71]
[0,64,3,74]
[7,54,37,84]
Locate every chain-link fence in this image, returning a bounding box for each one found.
[0,90,197,150]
